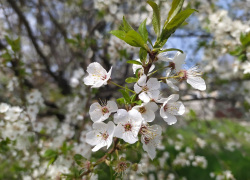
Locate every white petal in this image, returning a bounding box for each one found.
[166,68,172,77]
[145,102,158,112]
[178,102,185,115]
[106,136,113,149]
[134,83,142,94]
[167,94,179,103]
[139,92,151,102]
[151,125,162,137]
[141,138,156,160]
[114,109,128,124]
[173,52,186,72]
[83,75,95,86]
[160,106,167,118]
[142,110,155,122]
[128,109,143,123]
[123,132,138,144]
[107,121,115,136]
[187,77,206,91]
[167,79,179,91]
[92,141,106,152]
[93,122,107,131]
[113,124,124,138]
[106,101,118,112]
[89,108,103,122]
[148,64,155,73]
[86,131,101,146]
[137,74,147,87]
[147,90,160,101]
[91,79,105,88]
[86,62,107,75]
[147,78,160,91]
[163,113,177,125]
[132,60,142,74]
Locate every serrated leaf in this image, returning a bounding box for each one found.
[118,89,131,103]
[165,0,184,25]
[147,1,161,37]
[138,19,148,43]
[74,154,87,167]
[123,16,134,32]
[125,77,138,83]
[139,48,147,63]
[159,48,183,54]
[125,30,148,49]
[127,60,142,65]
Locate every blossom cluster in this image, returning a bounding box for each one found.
[83,50,206,161]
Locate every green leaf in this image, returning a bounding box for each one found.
[5,36,13,46]
[74,154,87,167]
[240,32,250,47]
[66,38,77,44]
[117,97,125,106]
[147,1,161,37]
[125,30,148,49]
[109,30,126,41]
[122,16,134,32]
[135,68,142,78]
[159,48,183,54]
[125,77,138,83]
[148,38,153,47]
[159,9,197,47]
[118,89,131,103]
[138,19,148,43]
[139,48,148,63]
[12,37,21,52]
[47,156,58,167]
[127,60,142,65]
[43,149,57,158]
[130,94,137,102]
[165,0,184,25]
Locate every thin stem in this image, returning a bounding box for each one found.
[149,65,170,77]
[110,81,135,94]
[158,76,179,80]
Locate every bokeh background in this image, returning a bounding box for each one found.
[0,0,250,179]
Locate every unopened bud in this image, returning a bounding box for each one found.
[131,163,138,171]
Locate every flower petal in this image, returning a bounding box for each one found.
[167,79,179,91]
[134,83,142,94]
[173,52,186,72]
[145,102,158,112]
[163,113,177,125]
[106,101,118,112]
[187,77,206,91]
[114,109,128,124]
[139,92,151,102]
[147,78,160,91]
[137,74,147,87]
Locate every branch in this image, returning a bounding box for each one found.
[7,0,71,95]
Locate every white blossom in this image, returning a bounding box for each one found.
[113,109,142,144]
[0,103,10,113]
[132,102,158,122]
[84,62,112,88]
[160,94,185,125]
[86,121,115,152]
[134,75,161,102]
[89,100,118,122]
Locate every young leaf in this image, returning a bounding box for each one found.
[118,89,131,103]
[165,0,184,25]
[147,1,161,37]
[138,19,148,43]
[74,154,87,167]
[110,30,126,41]
[135,68,142,78]
[127,60,143,65]
[130,94,137,102]
[159,48,183,54]
[43,149,57,158]
[125,77,138,83]
[123,16,134,32]
[139,48,148,63]
[159,9,197,47]
[125,30,148,49]
[117,97,125,106]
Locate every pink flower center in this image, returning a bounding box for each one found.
[144,137,150,145]
[101,75,107,80]
[178,70,187,80]
[164,104,168,112]
[142,86,149,92]
[101,107,109,114]
[139,107,146,114]
[123,123,132,131]
[102,133,109,140]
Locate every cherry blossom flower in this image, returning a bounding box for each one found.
[132,102,158,122]
[134,75,161,102]
[160,94,185,125]
[132,59,155,75]
[4,106,23,122]
[89,100,118,122]
[178,66,206,91]
[113,109,142,144]
[86,121,115,152]
[83,62,112,88]
[140,123,162,160]
[0,103,10,113]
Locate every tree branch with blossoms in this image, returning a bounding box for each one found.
[73,0,206,178]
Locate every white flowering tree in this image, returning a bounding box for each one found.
[0,0,250,180]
